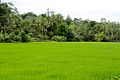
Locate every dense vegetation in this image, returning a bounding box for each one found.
[0,42,120,80]
[1,2,120,42]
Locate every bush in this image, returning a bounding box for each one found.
[37,34,49,41]
[14,35,21,41]
[14,30,20,35]
[29,38,41,42]
[21,32,28,42]
[9,33,16,40]
[4,33,11,42]
[0,33,4,42]
[37,34,43,40]
[52,36,67,42]
[44,35,49,40]
[0,33,12,42]
[28,33,33,37]
[95,32,106,42]
[4,33,21,42]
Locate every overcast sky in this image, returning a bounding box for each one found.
[2,0,120,22]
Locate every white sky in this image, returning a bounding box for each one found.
[3,0,120,22]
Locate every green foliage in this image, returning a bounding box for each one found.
[14,35,21,41]
[57,23,68,36]
[1,2,120,42]
[95,32,106,42]
[52,36,67,42]
[21,12,37,20]
[65,15,72,25]
[21,32,28,42]
[0,33,4,42]
[111,75,120,80]
[29,38,40,42]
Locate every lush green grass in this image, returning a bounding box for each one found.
[0,42,120,80]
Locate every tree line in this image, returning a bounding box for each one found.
[0,2,120,42]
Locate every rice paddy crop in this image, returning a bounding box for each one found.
[0,42,120,80]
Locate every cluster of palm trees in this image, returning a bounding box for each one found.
[0,2,120,42]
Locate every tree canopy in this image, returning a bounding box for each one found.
[0,2,120,42]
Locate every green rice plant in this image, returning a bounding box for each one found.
[0,42,120,80]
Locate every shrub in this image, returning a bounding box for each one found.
[4,33,10,42]
[0,33,4,42]
[37,34,43,40]
[21,32,28,42]
[95,32,106,42]
[14,30,20,35]
[52,36,67,42]
[14,35,21,41]
[0,33,14,42]
[29,38,38,42]
[36,34,49,41]
[28,33,33,37]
